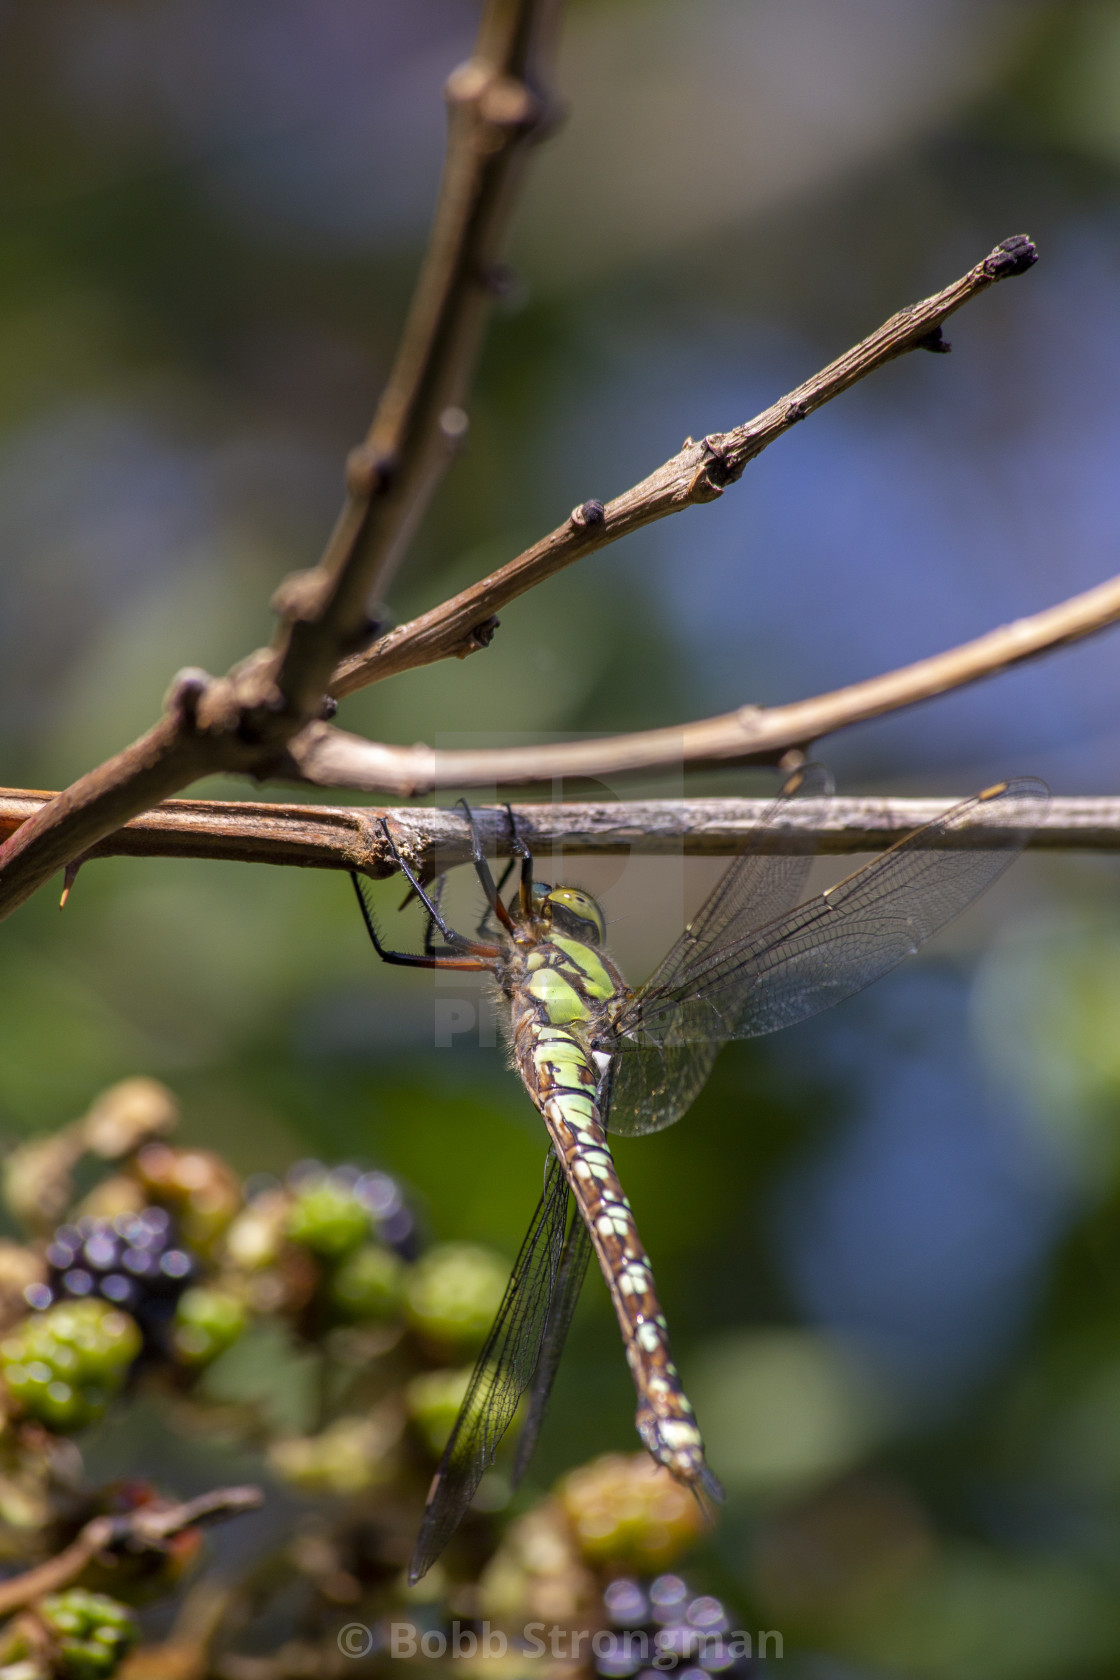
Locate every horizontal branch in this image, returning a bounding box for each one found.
[331,235,1038,694]
[294,566,1120,793]
[5,791,1119,886]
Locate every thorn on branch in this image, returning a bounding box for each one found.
[344,442,397,501]
[569,500,605,529]
[688,436,734,499]
[337,614,390,657]
[59,861,81,909]
[984,234,1038,278]
[461,615,500,656]
[914,326,951,354]
[163,668,212,726]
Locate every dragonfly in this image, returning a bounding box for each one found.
[351,768,1047,1580]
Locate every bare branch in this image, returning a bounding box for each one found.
[0,1486,261,1619]
[0,697,227,923]
[4,791,1119,884]
[274,0,563,718]
[0,2,564,925]
[331,236,1038,695]
[292,567,1120,794]
[0,790,382,873]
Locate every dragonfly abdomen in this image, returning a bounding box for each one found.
[514,999,718,1499]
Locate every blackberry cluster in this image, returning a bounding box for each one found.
[34,1209,197,1353]
[595,1576,754,1678]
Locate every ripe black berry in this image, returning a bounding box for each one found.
[37,1209,197,1354]
[595,1576,754,1677]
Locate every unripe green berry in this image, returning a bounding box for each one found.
[406,1367,473,1456]
[40,1588,136,1678]
[559,1452,705,1570]
[269,1413,398,1495]
[404,1243,507,1354]
[1,1301,140,1431]
[328,1242,404,1322]
[172,1286,248,1365]
[286,1181,370,1260]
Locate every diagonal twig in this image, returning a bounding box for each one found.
[291,567,1120,794]
[0,1486,262,1619]
[4,544,1114,904]
[330,235,1038,695]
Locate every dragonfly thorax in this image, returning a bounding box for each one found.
[530,881,606,945]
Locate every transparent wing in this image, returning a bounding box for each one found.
[606,778,1048,1135]
[409,1153,570,1583]
[638,761,834,1000]
[599,1037,722,1140]
[512,1207,593,1487]
[601,763,832,1138]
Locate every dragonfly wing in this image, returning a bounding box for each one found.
[512,1202,593,1486]
[409,1152,570,1583]
[626,777,1048,1049]
[604,764,832,1138]
[601,1036,723,1138]
[638,762,834,1000]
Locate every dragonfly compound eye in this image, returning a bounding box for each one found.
[543,886,606,944]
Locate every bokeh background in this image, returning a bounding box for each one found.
[5,2,1120,1674]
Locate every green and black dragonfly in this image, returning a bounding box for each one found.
[351,768,1047,1580]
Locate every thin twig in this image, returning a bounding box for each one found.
[4,791,1119,882]
[330,236,1037,695]
[273,0,562,717]
[0,2,563,926]
[291,567,1120,794]
[0,1486,262,1619]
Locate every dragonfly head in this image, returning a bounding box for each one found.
[531,882,606,945]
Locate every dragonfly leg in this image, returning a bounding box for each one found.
[456,799,518,934]
[423,875,449,957]
[476,855,517,939]
[351,870,500,969]
[377,819,496,954]
[502,802,537,920]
